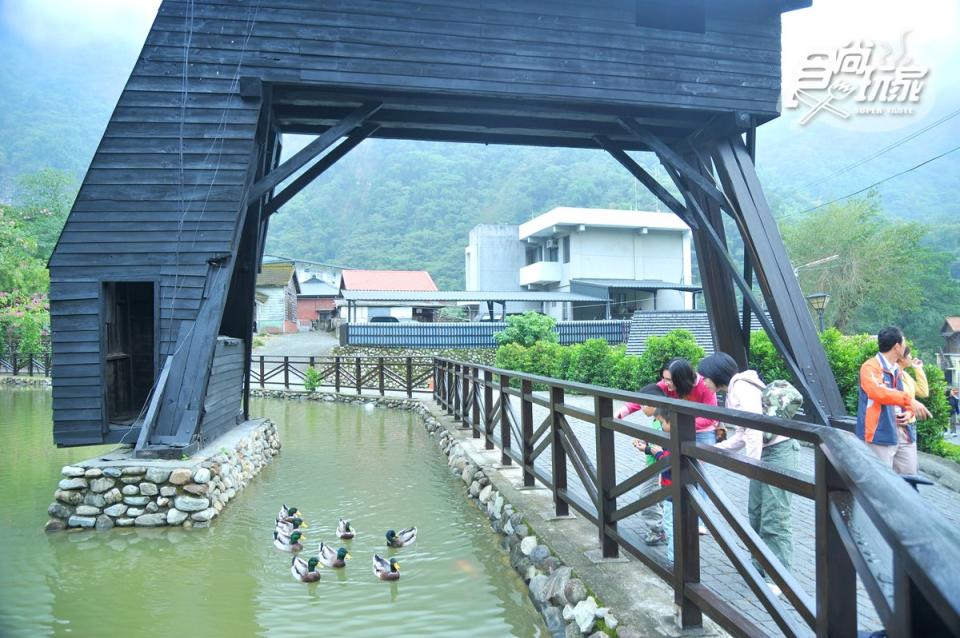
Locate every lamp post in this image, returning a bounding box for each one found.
[806,292,830,333]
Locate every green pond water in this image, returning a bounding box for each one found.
[0,388,545,637]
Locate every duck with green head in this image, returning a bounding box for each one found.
[274,517,307,540]
[277,505,304,525]
[337,518,355,540]
[291,555,321,582]
[318,542,351,568]
[373,554,401,581]
[385,527,417,548]
[274,530,305,552]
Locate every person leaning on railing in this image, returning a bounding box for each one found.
[698,353,799,592]
[621,383,671,548]
[857,327,931,475]
[895,344,929,475]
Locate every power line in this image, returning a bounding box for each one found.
[789,143,960,217]
[797,107,960,192]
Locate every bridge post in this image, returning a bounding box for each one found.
[521,379,535,487]
[446,364,454,416]
[550,385,569,517]
[815,448,857,637]
[595,395,618,558]
[406,357,413,398]
[672,411,703,628]
[461,364,470,430]
[499,373,511,461]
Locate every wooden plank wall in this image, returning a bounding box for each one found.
[198,337,245,445]
[49,0,785,445]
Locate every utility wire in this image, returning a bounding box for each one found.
[797,106,960,192]
[786,143,960,218]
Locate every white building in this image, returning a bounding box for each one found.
[515,207,697,320]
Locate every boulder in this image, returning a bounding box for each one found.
[121,466,146,476]
[84,468,103,478]
[134,513,167,527]
[123,496,150,506]
[565,622,582,638]
[530,545,552,567]
[193,467,212,483]
[492,495,505,519]
[564,579,588,606]
[83,492,107,508]
[479,485,494,504]
[159,485,177,497]
[58,478,87,490]
[468,481,481,498]
[89,477,115,493]
[572,597,598,634]
[183,483,209,496]
[103,503,127,517]
[103,488,123,505]
[75,505,101,516]
[121,485,139,496]
[68,515,96,528]
[542,606,565,636]
[126,508,144,517]
[103,467,123,478]
[61,465,86,478]
[543,566,573,606]
[528,574,549,606]
[54,489,83,505]
[138,482,159,496]
[520,535,539,556]
[115,517,135,527]
[174,495,210,512]
[48,502,73,519]
[191,507,217,522]
[168,468,193,485]
[166,508,190,525]
[44,519,66,532]
[145,468,171,483]
[95,515,114,531]
[145,502,159,514]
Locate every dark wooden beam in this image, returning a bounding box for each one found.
[247,102,381,204]
[594,136,698,229]
[264,124,378,217]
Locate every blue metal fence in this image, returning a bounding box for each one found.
[343,320,630,348]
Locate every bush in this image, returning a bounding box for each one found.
[524,341,564,378]
[747,330,791,388]
[916,364,950,453]
[567,338,612,386]
[819,328,878,413]
[493,312,557,347]
[608,347,641,392]
[0,291,49,354]
[494,343,528,373]
[637,329,705,386]
[303,366,321,393]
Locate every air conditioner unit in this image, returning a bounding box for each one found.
[545,239,557,248]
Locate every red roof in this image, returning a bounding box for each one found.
[340,270,438,291]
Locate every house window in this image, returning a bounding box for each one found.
[562,236,570,264]
[102,282,155,424]
[547,245,559,262]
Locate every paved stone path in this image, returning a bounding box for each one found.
[470,393,960,636]
[252,329,340,356]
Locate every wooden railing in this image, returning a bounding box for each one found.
[433,358,960,638]
[250,355,434,397]
[0,350,51,377]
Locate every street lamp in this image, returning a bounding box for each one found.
[806,292,830,333]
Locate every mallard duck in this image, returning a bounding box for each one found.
[277,505,304,524]
[274,530,305,552]
[373,554,400,581]
[274,517,307,539]
[337,518,355,540]
[291,555,321,582]
[385,527,417,548]
[319,542,351,568]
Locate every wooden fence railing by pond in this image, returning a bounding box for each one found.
[433,358,960,638]
[250,355,434,397]
[0,350,51,377]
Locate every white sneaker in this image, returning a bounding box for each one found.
[698,525,708,535]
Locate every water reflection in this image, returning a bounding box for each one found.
[0,389,545,637]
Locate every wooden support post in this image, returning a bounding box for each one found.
[495,372,508,454]
[522,379,535,487]
[447,365,454,415]
[550,385,569,517]
[471,366,481,439]
[355,357,361,395]
[461,364,470,430]
[815,448,857,637]
[672,411,703,628]
[406,357,413,398]
[595,395,618,558]
[283,356,290,389]
[378,356,385,396]
[259,356,265,388]
[334,355,341,393]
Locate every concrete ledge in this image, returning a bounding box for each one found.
[920,451,960,494]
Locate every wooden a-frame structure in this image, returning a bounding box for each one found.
[48,0,841,454]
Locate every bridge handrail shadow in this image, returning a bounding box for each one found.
[433,357,960,638]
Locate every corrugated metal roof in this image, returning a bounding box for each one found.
[341,269,438,291]
[627,310,714,356]
[257,262,298,289]
[572,278,702,292]
[299,277,339,297]
[340,290,607,302]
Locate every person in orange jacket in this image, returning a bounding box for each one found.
[856,326,931,472]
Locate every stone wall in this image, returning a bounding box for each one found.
[45,419,280,532]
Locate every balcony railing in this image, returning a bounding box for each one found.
[519,260,562,285]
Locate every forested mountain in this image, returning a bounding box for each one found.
[1,13,958,293]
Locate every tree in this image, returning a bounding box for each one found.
[493,312,557,347]
[10,168,77,259]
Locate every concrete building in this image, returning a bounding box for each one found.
[464,224,538,318]
[464,207,696,321]
[255,262,301,333]
[338,270,441,322]
[938,316,960,386]
[297,277,339,330]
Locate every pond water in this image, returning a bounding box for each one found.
[0,388,545,637]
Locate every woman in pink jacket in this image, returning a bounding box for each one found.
[616,357,719,443]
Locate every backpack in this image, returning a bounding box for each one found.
[740,378,804,441]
